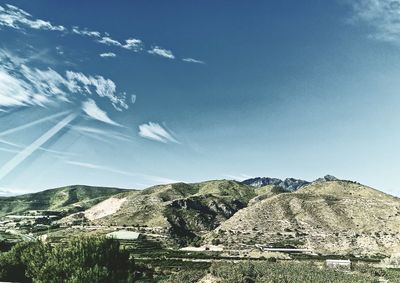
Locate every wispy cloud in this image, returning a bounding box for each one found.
[0,50,130,111]
[348,0,400,43]
[66,160,180,184]
[82,99,120,126]
[148,46,175,59]
[138,122,179,143]
[66,70,128,111]
[0,4,65,31]
[99,52,116,58]
[97,36,122,47]
[123,38,143,51]
[0,4,201,62]
[182,58,205,64]
[71,26,101,38]
[69,125,132,142]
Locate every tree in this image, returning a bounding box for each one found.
[0,237,138,283]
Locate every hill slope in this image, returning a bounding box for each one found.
[207,180,400,256]
[85,180,256,245]
[0,185,127,217]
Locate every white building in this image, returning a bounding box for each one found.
[326,259,351,269]
[106,230,141,240]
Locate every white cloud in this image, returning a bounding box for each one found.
[0,4,199,61]
[138,122,179,143]
[72,26,101,38]
[0,68,35,107]
[97,37,144,51]
[148,46,175,59]
[0,4,65,31]
[99,52,116,58]
[349,0,400,43]
[0,4,146,55]
[82,99,120,126]
[182,58,205,64]
[98,36,123,47]
[0,50,131,114]
[123,38,143,51]
[66,71,128,111]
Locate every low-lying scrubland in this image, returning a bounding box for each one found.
[1,236,399,283]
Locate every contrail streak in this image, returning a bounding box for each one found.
[0,112,78,181]
[0,137,75,157]
[0,110,71,137]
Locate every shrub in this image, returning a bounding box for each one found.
[0,237,139,283]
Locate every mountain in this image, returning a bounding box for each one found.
[207,180,400,256]
[0,185,127,217]
[7,177,399,256]
[79,180,256,245]
[242,177,309,191]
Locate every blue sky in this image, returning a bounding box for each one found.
[0,0,400,196]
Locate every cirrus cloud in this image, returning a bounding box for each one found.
[148,46,175,59]
[0,4,65,31]
[138,122,179,143]
[99,52,116,58]
[182,57,205,64]
[0,50,131,113]
[348,0,400,43]
[82,99,121,126]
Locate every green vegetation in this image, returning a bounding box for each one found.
[207,261,393,283]
[0,185,127,217]
[0,237,141,283]
[163,269,205,283]
[1,235,399,282]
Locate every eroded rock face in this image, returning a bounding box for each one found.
[84,197,127,221]
[166,195,248,244]
[242,177,282,188]
[242,177,309,192]
[313,175,339,183]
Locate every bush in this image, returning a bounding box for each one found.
[209,261,376,283]
[165,270,205,283]
[0,237,139,283]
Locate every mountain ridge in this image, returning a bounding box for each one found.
[241,174,339,191]
[0,185,128,217]
[1,177,399,256]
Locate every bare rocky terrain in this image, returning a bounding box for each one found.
[207,180,400,255]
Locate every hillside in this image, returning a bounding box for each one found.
[83,180,256,245]
[0,185,128,217]
[207,180,400,256]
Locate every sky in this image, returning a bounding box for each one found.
[0,0,400,196]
